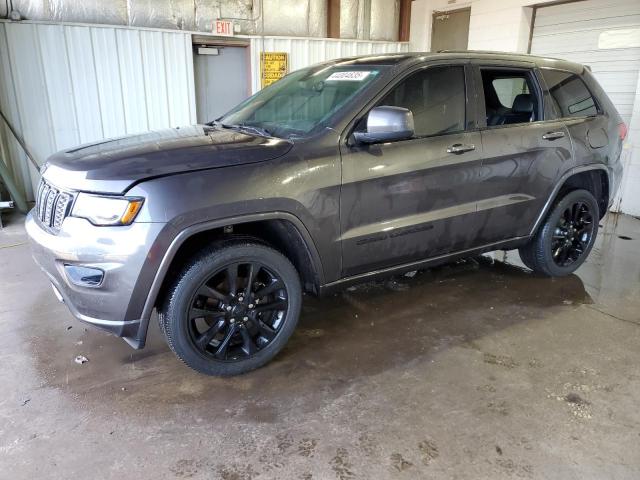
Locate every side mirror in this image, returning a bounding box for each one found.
[353,106,415,144]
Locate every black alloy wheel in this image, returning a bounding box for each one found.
[159,241,302,376]
[550,201,595,267]
[187,262,288,361]
[518,189,599,277]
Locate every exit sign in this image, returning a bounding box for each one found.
[214,20,234,36]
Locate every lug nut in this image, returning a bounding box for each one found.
[243,316,248,321]
[248,304,254,308]
[230,318,235,323]
[238,296,244,302]
[226,306,232,311]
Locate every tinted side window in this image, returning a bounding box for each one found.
[540,69,598,118]
[378,66,465,137]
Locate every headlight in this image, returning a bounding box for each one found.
[71,193,144,226]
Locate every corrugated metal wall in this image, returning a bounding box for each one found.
[530,0,640,215]
[248,36,409,93]
[0,20,196,200]
[0,20,408,202]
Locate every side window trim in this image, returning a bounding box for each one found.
[472,63,544,130]
[342,61,475,146]
[537,66,602,121]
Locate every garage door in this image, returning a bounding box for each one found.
[530,0,640,214]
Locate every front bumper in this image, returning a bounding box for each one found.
[26,211,165,343]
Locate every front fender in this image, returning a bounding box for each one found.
[124,210,325,348]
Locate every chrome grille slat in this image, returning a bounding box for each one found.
[53,193,71,229]
[34,179,74,233]
[37,181,49,219]
[44,187,57,225]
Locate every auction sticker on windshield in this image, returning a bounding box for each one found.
[326,71,371,81]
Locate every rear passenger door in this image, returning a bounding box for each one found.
[471,61,573,244]
[339,62,485,276]
[537,67,611,173]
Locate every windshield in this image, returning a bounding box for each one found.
[218,64,386,138]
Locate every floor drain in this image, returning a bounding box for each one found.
[618,235,633,240]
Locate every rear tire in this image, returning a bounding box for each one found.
[159,240,302,376]
[519,189,599,276]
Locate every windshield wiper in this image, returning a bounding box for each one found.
[211,121,273,138]
[234,124,273,137]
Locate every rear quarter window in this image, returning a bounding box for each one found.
[539,69,598,119]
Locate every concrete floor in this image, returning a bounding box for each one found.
[1,212,639,480]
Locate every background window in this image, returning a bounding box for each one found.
[492,78,530,108]
[540,69,598,118]
[377,66,466,137]
[481,69,539,126]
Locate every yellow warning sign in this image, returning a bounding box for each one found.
[261,52,289,88]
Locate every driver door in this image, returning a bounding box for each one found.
[339,63,485,276]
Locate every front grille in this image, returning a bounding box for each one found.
[35,179,73,232]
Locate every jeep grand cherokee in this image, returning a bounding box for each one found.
[27,52,625,375]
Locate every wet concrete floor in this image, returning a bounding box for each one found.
[1,212,639,479]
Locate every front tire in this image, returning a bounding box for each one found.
[159,241,302,376]
[519,189,599,276]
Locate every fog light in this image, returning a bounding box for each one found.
[64,264,104,287]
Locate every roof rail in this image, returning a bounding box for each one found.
[436,49,531,55]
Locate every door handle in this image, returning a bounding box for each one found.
[542,131,566,141]
[446,143,475,154]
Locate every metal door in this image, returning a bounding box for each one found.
[194,46,249,123]
[339,63,485,277]
[431,8,470,52]
[471,63,574,244]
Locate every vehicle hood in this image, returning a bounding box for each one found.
[42,125,293,194]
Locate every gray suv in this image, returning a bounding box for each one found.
[27,52,625,376]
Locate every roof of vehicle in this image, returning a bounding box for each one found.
[329,50,585,74]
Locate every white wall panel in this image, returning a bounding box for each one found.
[92,27,127,139]
[115,29,149,134]
[140,30,171,130]
[5,22,56,197]
[65,26,104,144]
[0,23,32,200]
[0,20,196,201]
[38,25,79,152]
[163,31,196,128]
[247,36,409,94]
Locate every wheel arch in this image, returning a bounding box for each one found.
[132,212,324,348]
[529,165,609,237]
